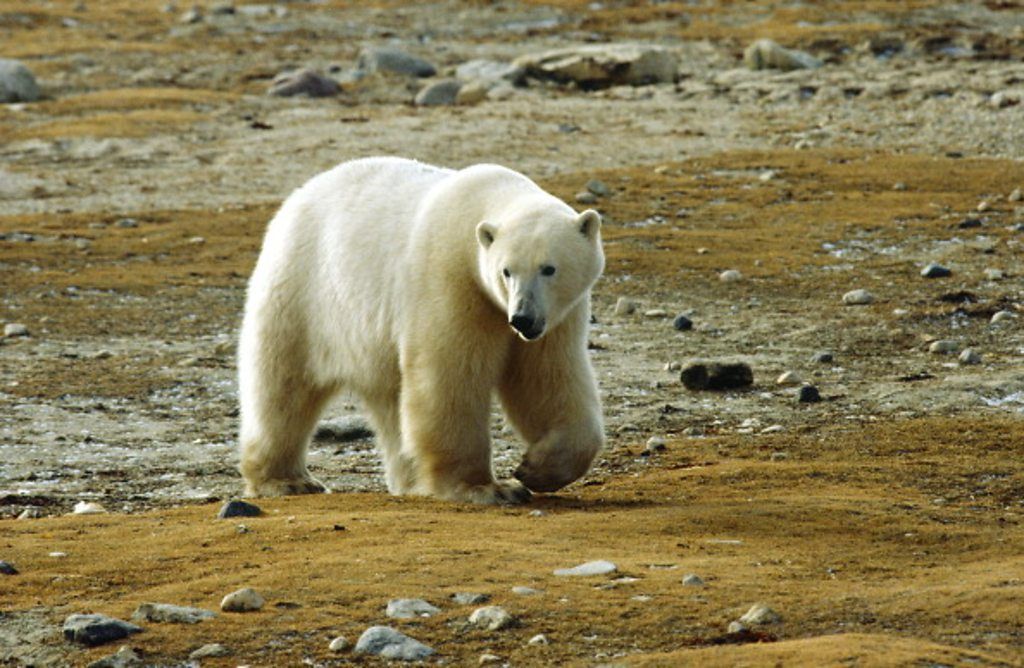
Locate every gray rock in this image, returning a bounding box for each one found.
[575,191,598,204]
[738,603,782,625]
[469,605,515,631]
[220,587,264,612]
[328,636,349,652]
[680,362,753,391]
[189,643,231,659]
[921,262,951,278]
[811,351,833,364]
[455,81,488,105]
[131,603,216,624]
[613,297,637,316]
[3,323,29,338]
[63,614,143,646]
[718,269,743,282]
[958,348,981,365]
[414,79,462,106]
[0,59,41,102]
[929,340,959,355]
[358,47,436,78]
[645,436,666,453]
[511,586,541,596]
[87,646,142,668]
[217,499,262,518]
[314,415,372,442]
[727,621,747,634]
[528,633,549,646]
[586,179,610,197]
[451,592,491,605]
[385,598,440,619]
[354,626,435,661]
[455,59,525,86]
[673,314,693,331]
[842,289,874,305]
[776,371,801,386]
[991,310,1015,324]
[743,39,822,71]
[0,560,18,575]
[179,6,202,23]
[682,574,704,587]
[553,560,617,576]
[268,68,340,97]
[515,44,678,89]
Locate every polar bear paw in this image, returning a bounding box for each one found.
[442,479,532,505]
[244,475,329,497]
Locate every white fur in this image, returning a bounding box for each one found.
[238,157,605,503]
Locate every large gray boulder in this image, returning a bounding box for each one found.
[0,59,40,102]
[514,44,678,89]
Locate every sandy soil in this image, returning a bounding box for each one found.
[1,1,1023,665]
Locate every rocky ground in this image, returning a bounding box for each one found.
[2,1,1023,666]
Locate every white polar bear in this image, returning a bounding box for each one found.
[238,157,605,504]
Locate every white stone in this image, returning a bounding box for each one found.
[991,310,1015,324]
[469,605,515,631]
[775,371,801,386]
[386,598,440,619]
[645,436,666,452]
[719,269,743,283]
[553,560,617,576]
[644,309,668,318]
[479,654,502,665]
[928,340,959,354]
[958,348,981,365]
[354,626,435,661]
[328,636,349,652]
[984,268,1004,281]
[72,501,106,515]
[220,587,264,612]
[727,621,747,634]
[739,603,782,625]
[682,574,705,586]
[3,323,29,337]
[743,39,822,71]
[1009,188,1022,202]
[512,586,541,595]
[613,297,637,316]
[842,289,874,305]
[515,44,678,88]
[528,634,549,646]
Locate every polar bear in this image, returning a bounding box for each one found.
[238,157,605,504]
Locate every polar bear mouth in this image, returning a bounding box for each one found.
[510,314,545,340]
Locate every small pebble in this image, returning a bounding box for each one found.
[469,605,515,631]
[738,603,782,625]
[72,501,106,515]
[189,644,231,659]
[554,560,617,577]
[528,634,549,646]
[217,499,261,519]
[672,314,693,331]
[682,574,704,587]
[585,179,610,197]
[991,310,1015,324]
[645,436,666,453]
[220,587,264,612]
[842,289,874,305]
[3,323,29,338]
[479,654,502,665]
[696,247,709,255]
[613,297,637,316]
[983,268,1004,280]
[977,200,991,213]
[775,371,801,386]
[386,598,440,619]
[575,191,598,204]
[929,340,959,354]
[664,361,682,372]
[958,348,981,365]
[798,385,821,403]
[719,269,743,283]
[770,451,789,461]
[0,560,18,575]
[644,309,668,318]
[452,592,491,605]
[921,262,951,278]
[761,425,784,434]
[511,586,541,596]
[328,636,350,652]
[810,351,833,364]
[528,509,545,517]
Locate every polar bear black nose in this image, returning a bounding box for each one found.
[510,314,541,340]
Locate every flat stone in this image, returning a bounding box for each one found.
[189,643,231,659]
[586,179,610,197]
[267,68,340,97]
[455,81,488,105]
[3,323,29,337]
[644,309,668,318]
[958,348,981,365]
[354,626,435,661]
[0,560,18,575]
[217,499,262,518]
[515,43,678,89]
[575,191,598,204]
[553,560,617,576]
[220,587,264,612]
[479,653,502,664]
[469,605,515,631]
[738,603,782,625]
[798,385,821,403]
[414,78,462,106]
[719,269,743,282]
[0,59,41,102]
[776,371,801,386]
[680,362,753,391]
[451,592,491,605]
[811,351,833,363]
[328,636,349,652]
[385,598,440,619]
[929,340,959,354]
[314,414,372,442]
[63,614,143,647]
[727,621,747,634]
[72,501,106,515]
[132,602,216,624]
[921,262,952,278]
[87,646,142,668]
[991,310,1015,324]
[455,59,525,86]
[682,574,704,586]
[672,314,693,331]
[511,586,541,596]
[983,268,1004,281]
[358,47,436,78]
[842,289,875,305]
[1009,187,1023,202]
[744,39,822,71]
[528,633,549,646]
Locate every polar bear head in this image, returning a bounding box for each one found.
[476,199,604,341]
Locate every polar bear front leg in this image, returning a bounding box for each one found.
[399,347,531,505]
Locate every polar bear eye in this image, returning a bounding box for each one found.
[541,265,556,276]
[502,268,511,278]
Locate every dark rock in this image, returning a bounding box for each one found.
[921,262,951,278]
[63,614,143,646]
[358,47,436,78]
[798,385,821,403]
[680,362,753,391]
[217,499,261,519]
[268,68,340,97]
[672,314,693,331]
[957,217,982,229]
[0,560,18,575]
[87,646,142,668]
[314,415,372,442]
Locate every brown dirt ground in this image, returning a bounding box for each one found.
[2,0,1024,666]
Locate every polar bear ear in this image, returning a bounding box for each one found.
[476,221,497,248]
[578,209,601,239]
